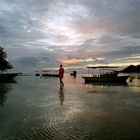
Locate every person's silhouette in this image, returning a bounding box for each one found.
[58,64,64,86]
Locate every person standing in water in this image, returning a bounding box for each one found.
[58,64,64,86]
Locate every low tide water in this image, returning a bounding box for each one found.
[0,74,140,140]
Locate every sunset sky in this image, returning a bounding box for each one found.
[0,0,140,72]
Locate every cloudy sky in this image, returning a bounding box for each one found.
[0,0,140,72]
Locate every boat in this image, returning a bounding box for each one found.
[35,73,40,76]
[82,66,129,84]
[41,70,59,77]
[42,73,59,77]
[35,71,40,76]
[0,73,18,82]
[70,71,77,77]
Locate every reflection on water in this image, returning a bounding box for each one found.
[58,87,64,105]
[0,75,140,140]
[84,81,128,94]
[0,84,13,106]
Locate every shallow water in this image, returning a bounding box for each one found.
[0,75,140,140]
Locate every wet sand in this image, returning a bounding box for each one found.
[0,75,140,140]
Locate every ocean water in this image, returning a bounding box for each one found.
[0,74,140,140]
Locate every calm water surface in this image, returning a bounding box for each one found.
[0,74,140,140]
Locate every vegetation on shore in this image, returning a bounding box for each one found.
[0,46,13,73]
[121,65,140,73]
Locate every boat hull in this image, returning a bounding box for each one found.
[0,73,18,82]
[82,76,129,84]
[41,74,59,77]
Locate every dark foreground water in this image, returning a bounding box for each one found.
[0,74,140,140]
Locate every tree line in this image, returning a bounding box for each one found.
[0,46,13,73]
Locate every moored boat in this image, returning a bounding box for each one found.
[42,73,59,77]
[41,70,59,77]
[0,73,18,82]
[35,71,40,76]
[82,66,129,84]
[70,71,77,77]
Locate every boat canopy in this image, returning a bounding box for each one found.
[86,66,119,76]
[87,66,119,69]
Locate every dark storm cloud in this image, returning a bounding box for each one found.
[10,50,60,68]
[15,57,40,66]
[105,45,140,59]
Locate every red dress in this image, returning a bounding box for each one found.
[59,67,64,79]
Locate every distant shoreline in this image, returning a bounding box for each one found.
[121,65,140,73]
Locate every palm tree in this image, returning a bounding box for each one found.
[0,46,13,73]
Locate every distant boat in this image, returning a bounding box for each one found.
[35,71,40,76]
[35,73,40,76]
[70,71,77,77]
[0,73,18,82]
[82,66,129,84]
[42,73,59,77]
[41,70,59,77]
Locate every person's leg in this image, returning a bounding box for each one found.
[59,78,63,83]
[61,79,64,86]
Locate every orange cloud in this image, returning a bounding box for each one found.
[63,58,81,64]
